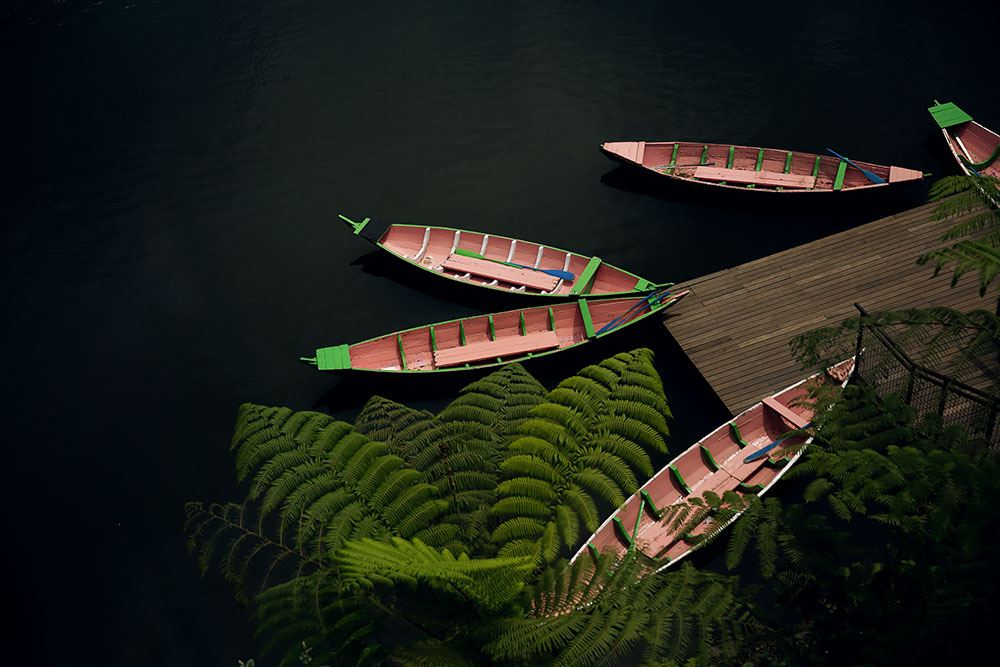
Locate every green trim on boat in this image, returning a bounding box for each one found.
[755,148,764,171]
[519,312,527,336]
[488,314,496,340]
[811,155,821,187]
[739,482,765,493]
[631,498,646,548]
[727,145,735,168]
[338,213,370,235]
[314,344,352,371]
[547,306,555,331]
[571,256,603,295]
[634,278,652,291]
[700,445,719,472]
[682,532,703,545]
[587,543,601,564]
[640,490,663,520]
[833,160,848,190]
[928,100,973,129]
[459,321,466,346]
[669,465,692,495]
[612,517,634,547]
[961,142,1000,170]
[729,422,749,448]
[700,145,709,165]
[578,299,596,338]
[765,456,792,468]
[784,151,793,173]
[397,334,407,370]
[429,326,437,351]
[667,143,679,172]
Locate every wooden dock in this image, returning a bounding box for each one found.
[664,201,998,414]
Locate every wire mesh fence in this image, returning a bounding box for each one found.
[853,304,1000,448]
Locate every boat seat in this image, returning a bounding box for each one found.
[692,166,816,189]
[762,396,810,429]
[442,254,559,291]
[433,330,560,367]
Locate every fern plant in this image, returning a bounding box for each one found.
[489,349,672,562]
[487,557,745,666]
[917,174,1000,295]
[186,351,757,667]
[186,404,460,665]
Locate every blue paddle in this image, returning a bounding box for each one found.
[825,148,887,184]
[743,422,812,463]
[453,248,575,281]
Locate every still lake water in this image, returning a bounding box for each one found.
[3,0,997,663]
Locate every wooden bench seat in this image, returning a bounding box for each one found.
[441,254,559,291]
[692,166,816,189]
[762,396,810,428]
[433,330,560,367]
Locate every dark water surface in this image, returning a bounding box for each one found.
[3,1,997,664]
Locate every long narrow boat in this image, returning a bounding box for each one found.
[572,358,854,571]
[339,214,666,298]
[928,100,1000,178]
[300,288,689,373]
[601,141,924,193]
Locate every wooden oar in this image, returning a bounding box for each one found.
[825,148,887,184]
[453,248,575,281]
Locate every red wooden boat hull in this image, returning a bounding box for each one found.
[304,289,689,373]
[573,359,854,570]
[341,216,663,298]
[601,141,923,193]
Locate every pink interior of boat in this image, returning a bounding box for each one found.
[377,226,642,295]
[603,141,922,191]
[582,365,846,564]
[346,295,666,372]
[947,122,1000,178]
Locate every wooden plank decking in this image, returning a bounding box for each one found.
[664,201,999,414]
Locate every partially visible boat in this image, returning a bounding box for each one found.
[340,214,666,298]
[928,100,1000,178]
[301,288,689,373]
[600,141,924,193]
[572,358,855,571]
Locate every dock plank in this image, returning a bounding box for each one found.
[663,201,999,413]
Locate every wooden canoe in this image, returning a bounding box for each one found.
[928,100,1000,178]
[601,141,924,193]
[301,288,689,373]
[340,214,666,298]
[572,358,854,571]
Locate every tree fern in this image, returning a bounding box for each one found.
[353,395,434,453]
[917,174,1000,295]
[490,349,672,562]
[336,537,535,612]
[486,557,746,666]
